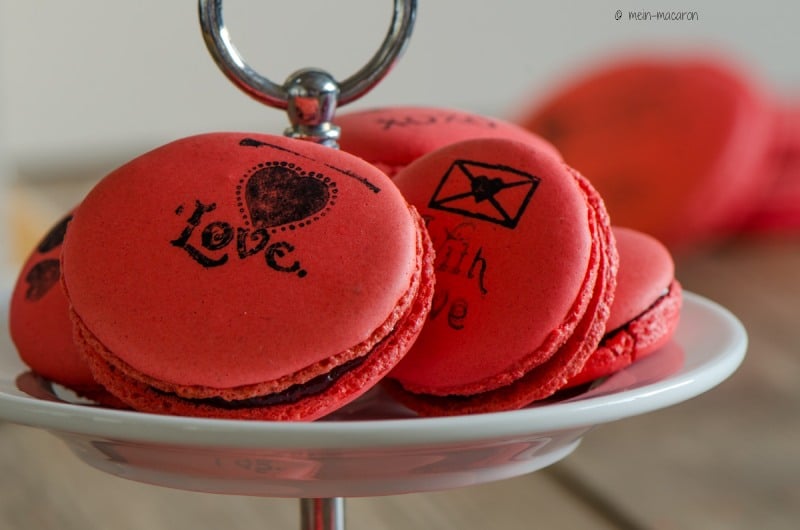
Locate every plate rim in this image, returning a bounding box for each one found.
[0,291,747,450]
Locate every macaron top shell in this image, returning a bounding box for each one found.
[337,106,560,175]
[520,55,773,248]
[389,138,593,393]
[62,133,418,390]
[606,226,675,331]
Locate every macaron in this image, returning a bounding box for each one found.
[8,212,107,399]
[336,105,561,177]
[737,102,800,233]
[565,226,683,388]
[518,54,774,250]
[61,132,435,421]
[385,137,618,416]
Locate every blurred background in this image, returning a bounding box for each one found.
[1,1,799,529]
[2,0,799,272]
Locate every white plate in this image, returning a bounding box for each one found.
[0,291,746,498]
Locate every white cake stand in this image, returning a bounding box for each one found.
[0,291,746,529]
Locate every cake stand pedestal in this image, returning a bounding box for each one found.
[301,498,344,530]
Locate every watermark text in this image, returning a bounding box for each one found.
[614,9,699,22]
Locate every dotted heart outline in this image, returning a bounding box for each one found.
[235,161,339,234]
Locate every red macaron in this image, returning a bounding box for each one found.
[737,102,800,233]
[565,226,683,388]
[8,212,109,400]
[518,54,774,250]
[385,137,618,416]
[337,105,561,177]
[61,132,435,421]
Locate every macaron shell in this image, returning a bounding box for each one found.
[337,106,561,176]
[389,138,609,396]
[9,213,97,390]
[63,133,419,391]
[520,55,774,249]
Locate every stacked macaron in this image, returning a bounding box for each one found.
[54,132,435,421]
[383,137,619,415]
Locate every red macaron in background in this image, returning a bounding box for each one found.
[517,53,776,251]
[61,132,435,421]
[736,101,800,233]
[8,212,116,404]
[336,105,561,177]
[385,137,618,416]
[565,226,683,389]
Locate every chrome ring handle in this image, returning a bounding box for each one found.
[198,0,417,146]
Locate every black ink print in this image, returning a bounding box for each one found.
[240,138,380,193]
[428,160,540,229]
[243,164,334,229]
[36,214,73,254]
[376,113,498,131]
[170,200,228,267]
[170,160,337,278]
[25,259,61,301]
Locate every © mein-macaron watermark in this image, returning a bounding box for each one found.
[615,9,700,21]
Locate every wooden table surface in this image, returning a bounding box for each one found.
[1,170,798,529]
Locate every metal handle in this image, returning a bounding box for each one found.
[198,0,417,146]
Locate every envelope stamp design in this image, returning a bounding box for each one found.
[428,160,540,229]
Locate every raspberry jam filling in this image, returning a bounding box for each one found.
[157,355,367,409]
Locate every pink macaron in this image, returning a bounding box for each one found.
[385,137,617,416]
[61,132,435,421]
[565,226,683,388]
[337,105,560,177]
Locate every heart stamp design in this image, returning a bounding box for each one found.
[25,259,61,301]
[237,162,338,232]
[470,175,505,203]
[36,214,72,253]
[24,213,73,301]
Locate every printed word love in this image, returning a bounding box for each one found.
[171,200,307,277]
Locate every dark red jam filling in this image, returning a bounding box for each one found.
[602,284,672,340]
[158,356,366,409]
